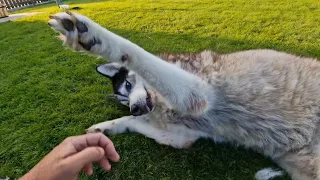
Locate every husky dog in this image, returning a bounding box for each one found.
[96,63,285,180]
[48,12,320,180]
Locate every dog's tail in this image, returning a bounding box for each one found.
[255,168,284,180]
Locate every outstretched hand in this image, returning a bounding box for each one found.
[20,133,120,180]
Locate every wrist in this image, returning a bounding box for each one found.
[19,171,36,180]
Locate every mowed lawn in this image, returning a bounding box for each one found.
[1,0,320,179]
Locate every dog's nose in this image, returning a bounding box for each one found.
[131,105,141,116]
[131,104,150,116]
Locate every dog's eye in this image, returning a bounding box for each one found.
[125,81,132,92]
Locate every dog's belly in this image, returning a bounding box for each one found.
[207,50,320,157]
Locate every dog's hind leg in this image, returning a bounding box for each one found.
[86,116,202,148]
[48,12,210,115]
[254,168,284,180]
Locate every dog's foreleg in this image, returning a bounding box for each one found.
[86,115,200,148]
[102,34,210,115]
[49,12,211,115]
[95,28,210,114]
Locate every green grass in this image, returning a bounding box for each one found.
[1,0,320,179]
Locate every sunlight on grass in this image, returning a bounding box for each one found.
[1,0,319,179]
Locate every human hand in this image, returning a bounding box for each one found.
[20,133,120,180]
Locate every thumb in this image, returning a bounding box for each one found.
[64,147,105,170]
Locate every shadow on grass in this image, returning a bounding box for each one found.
[109,28,320,59]
[1,20,312,180]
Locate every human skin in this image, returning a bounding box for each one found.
[20,133,120,180]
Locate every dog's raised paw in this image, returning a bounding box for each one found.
[48,12,101,52]
[86,126,116,135]
[86,121,129,135]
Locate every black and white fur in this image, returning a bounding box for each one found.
[96,62,284,180]
[96,63,153,115]
[48,12,320,180]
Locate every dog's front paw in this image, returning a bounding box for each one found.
[48,12,101,52]
[86,125,103,134]
[86,121,129,135]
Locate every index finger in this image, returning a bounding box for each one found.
[65,133,120,162]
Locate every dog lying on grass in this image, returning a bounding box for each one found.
[48,12,320,180]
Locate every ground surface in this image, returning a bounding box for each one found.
[1,0,320,179]
[0,12,43,23]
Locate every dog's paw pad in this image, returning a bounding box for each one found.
[48,12,101,51]
[61,18,76,31]
[75,20,88,33]
[48,12,81,33]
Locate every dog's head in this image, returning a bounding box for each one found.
[97,63,155,116]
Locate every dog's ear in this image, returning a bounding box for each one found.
[96,63,121,78]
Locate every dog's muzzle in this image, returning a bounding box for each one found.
[130,94,154,116]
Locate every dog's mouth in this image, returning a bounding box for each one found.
[146,92,154,112]
[130,92,155,116]
[109,92,155,116]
